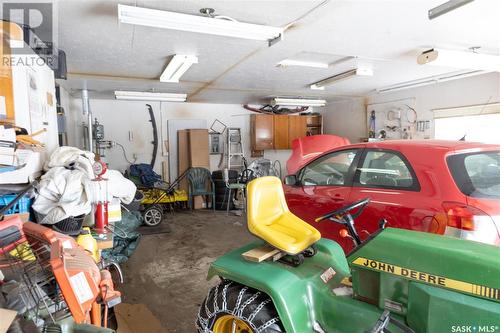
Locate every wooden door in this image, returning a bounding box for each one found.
[288,116,308,147]
[251,115,274,150]
[273,115,289,149]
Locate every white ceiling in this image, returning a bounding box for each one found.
[47,0,500,103]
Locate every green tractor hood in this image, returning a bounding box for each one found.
[348,228,500,303]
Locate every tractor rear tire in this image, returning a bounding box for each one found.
[196,280,284,333]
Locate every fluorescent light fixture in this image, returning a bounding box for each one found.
[114,91,187,102]
[118,4,283,43]
[376,70,485,93]
[160,55,198,83]
[428,0,475,20]
[271,97,327,107]
[310,67,373,90]
[417,48,500,72]
[277,59,329,69]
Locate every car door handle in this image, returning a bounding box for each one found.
[332,196,344,202]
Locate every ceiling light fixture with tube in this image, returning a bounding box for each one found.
[310,67,373,90]
[271,97,327,107]
[114,91,187,102]
[376,70,485,93]
[160,55,198,83]
[277,59,329,69]
[118,4,284,45]
[417,48,500,72]
[428,0,475,20]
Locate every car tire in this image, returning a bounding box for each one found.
[196,280,284,333]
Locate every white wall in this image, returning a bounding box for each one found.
[320,97,367,143]
[67,98,292,177]
[58,86,80,148]
[366,72,500,139]
[319,73,500,143]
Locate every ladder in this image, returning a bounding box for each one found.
[226,128,245,170]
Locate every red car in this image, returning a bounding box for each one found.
[284,137,500,253]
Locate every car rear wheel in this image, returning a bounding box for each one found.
[196,280,284,333]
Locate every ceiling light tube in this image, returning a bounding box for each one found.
[114,91,187,102]
[428,0,475,20]
[417,48,500,72]
[118,4,283,42]
[376,70,485,93]
[277,59,329,69]
[271,97,327,107]
[310,67,373,90]
[160,55,198,83]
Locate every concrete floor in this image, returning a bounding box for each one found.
[121,210,254,333]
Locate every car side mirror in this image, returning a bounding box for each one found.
[284,175,300,186]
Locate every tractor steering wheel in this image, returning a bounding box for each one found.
[315,198,371,224]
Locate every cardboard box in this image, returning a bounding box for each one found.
[0,309,17,333]
[177,129,210,209]
[0,126,16,166]
[177,130,190,192]
[188,129,209,209]
[188,129,210,167]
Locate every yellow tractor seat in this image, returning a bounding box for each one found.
[247,176,321,255]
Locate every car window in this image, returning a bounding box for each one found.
[448,151,500,199]
[357,151,416,189]
[299,150,358,186]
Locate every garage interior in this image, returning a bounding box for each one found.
[1,1,500,333]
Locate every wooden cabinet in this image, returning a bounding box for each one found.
[251,115,274,150]
[251,114,322,152]
[288,116,308,146]
[306,114,322,136]
[273,115,289,149]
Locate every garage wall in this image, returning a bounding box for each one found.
[67,98,293,176]
[366,72,500,139]
[319,72,500,143]
[320,97,367,143]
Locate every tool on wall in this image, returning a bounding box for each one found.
[147,104,158,168]
[368,110,376,138]
[416,120,431,132]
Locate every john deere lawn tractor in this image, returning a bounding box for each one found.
[196,176,500,333]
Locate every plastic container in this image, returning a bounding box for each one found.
[52,214,85,236]
[0,194,32,214]
[76,227,99,262]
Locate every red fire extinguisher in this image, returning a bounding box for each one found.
[92,161,109,233]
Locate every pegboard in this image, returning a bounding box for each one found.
[366,98,430,140]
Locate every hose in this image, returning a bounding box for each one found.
[114,142,137,165]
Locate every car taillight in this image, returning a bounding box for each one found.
[442,202,482,231]
[437,201,500,245]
